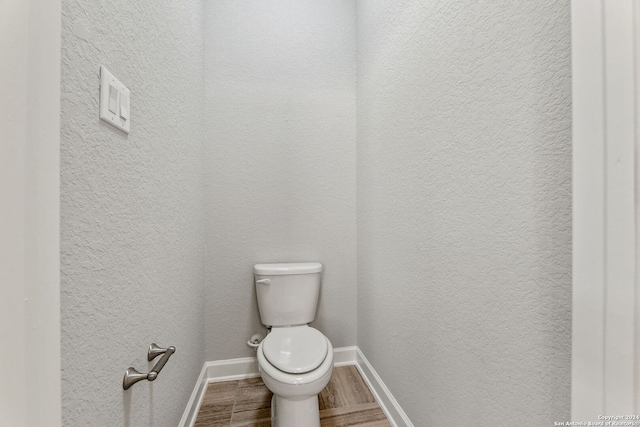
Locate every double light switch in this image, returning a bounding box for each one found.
[100,65,130,134]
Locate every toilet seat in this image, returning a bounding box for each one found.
[262,326,328,374]
[257,327,333,386]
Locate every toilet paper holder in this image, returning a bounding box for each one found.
[123,343,176,390]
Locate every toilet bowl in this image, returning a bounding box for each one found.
[253,262,333,427]
[257,326,333,427]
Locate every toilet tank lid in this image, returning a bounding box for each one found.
[254,262,322,275]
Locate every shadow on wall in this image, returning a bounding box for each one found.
[122,380,158,427]
[123,390,130,427]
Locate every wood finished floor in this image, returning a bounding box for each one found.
[194,365,392,427]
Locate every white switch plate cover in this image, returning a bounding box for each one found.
[100,65,130,134]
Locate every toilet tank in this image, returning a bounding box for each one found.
[254,262,323,327]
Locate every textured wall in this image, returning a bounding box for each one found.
[204,0,357,360]
[356,1,572,425]
[60,1,572,424]
[60,0,205,425]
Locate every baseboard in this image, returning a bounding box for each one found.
[206,356,261,382]
[178,356,262,427]
[356,348,415,427]
[178,363,208,427]
[333,345,357,366]
[179,346,413,427]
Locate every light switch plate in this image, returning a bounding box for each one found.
[100,65,130,134]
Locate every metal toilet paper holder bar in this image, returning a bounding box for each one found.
[123,343,176,390]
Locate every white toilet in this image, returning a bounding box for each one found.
[254,262,334,427]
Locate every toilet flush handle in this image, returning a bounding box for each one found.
[256,279,271,286]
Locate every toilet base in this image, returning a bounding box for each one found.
[271,394,320,427]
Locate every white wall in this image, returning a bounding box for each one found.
[204,0,357,359]
[55,1,574,423]
[0,0,61,425]
[356,1,572,424]
[60,0,205,425]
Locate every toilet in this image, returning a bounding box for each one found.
[254,262,334,427]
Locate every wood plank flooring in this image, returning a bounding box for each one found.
[194,365,392,427]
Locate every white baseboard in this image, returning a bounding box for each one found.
[178,363,208,427]
[355,348,414,427]
[178,346,412,427]
[333,345,357,366]
[206,356,260,382]
[178,356,262,427]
